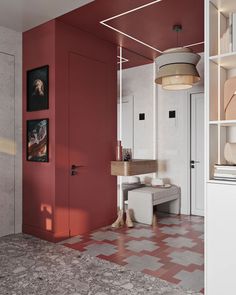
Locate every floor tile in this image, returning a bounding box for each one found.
[83,243,118,256]
[90,230,120,241]
[126,228,155,238]
[163,237,197,248]
[59,235,82,244]
[158,217,183,225]
[191,224,204,232]
[125,240,159,252]
[159,226,188,236]
[174,269,204,292]
[168,250,204,266]
[63,213,204,293]
[124,254,163,272]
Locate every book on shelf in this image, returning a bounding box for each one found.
[213,177,236,181]
[213,164,236,181]
[220,13,236,54]
[232,13,236,52]
[215,164,236,170]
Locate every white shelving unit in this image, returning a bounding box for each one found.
[206,0,236,294]
[207,0,236,180]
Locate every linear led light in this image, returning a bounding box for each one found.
[100,0,204,54]
[100,0,163,53]
[117,55,129,64]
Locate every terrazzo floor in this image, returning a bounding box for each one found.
[0,234,202,295]
[63,213,204,293]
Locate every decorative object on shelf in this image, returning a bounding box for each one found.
[224,142,236,164]
[231,13,236,52]
[151,178,164,187]
[155,25,200,90]
[115,140,123,161]
[123,148,132,161]
[220,17,232,53]
[27,65,49,112]
[27,119,49,162]
[128,176,140,184]
[224,77,236,120]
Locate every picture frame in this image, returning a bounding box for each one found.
[27,119,49,162]
[27,65,49,111]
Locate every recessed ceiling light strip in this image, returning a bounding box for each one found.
[101,0,162,23]
[101,0,204,57]
[117,55,129,64]
[185,41,205,48]
[101,22,163,53]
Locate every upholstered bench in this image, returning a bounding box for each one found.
[128,185,181,225]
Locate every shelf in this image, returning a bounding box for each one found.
[209,120,236,126]
[211,0,236,15]
[210,52,236,69]
[111,159,157,176]
[208,179,236,185]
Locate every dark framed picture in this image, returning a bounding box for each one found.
[27,119,49,162]
[27,65,49,111]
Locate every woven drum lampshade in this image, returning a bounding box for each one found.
[155,47,201,90]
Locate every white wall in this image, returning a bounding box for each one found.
[157,53,204,214]
[121,53,204,215]
[122,63,155,159]
[0,26,22,234]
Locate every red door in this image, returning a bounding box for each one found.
[68,53,116,236]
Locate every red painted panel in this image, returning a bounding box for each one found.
[54,21,117,237]
[23,19,117,242]
[68,52,117,235]
[23,21,56,241]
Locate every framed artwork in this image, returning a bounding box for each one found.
[27,65,49,111]
[27,119,49,162]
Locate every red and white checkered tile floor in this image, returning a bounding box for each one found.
[63,213,204,293]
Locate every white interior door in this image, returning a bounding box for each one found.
[191,92,204,216]
[0,52,15,237]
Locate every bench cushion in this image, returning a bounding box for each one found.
[129,185,180,204]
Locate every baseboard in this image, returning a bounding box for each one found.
[23,224,70,243]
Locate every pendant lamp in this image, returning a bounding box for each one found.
[155,26,201,90]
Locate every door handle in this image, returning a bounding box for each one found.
[71,165,79,170]
[71,164,84,176]
[191,160,200,164]
[190,160,200,169]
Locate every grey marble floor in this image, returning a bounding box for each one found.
[0,234,202,295]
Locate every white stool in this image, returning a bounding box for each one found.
[128,185,181,225]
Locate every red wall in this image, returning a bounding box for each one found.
[23,21,56,241]
[54,21,117,237]
[23,20,117,242]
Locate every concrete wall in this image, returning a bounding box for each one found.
[0,26,22,235]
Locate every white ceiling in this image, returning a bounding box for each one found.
[0,0,94,32]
